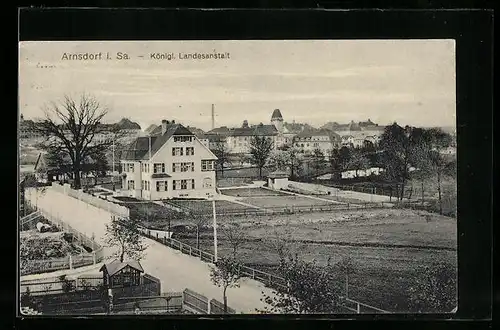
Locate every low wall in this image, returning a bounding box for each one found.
[51,182,130,217]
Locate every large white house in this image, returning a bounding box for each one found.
[120,120,218,200]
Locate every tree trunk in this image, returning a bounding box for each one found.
[437,169,443,215]
[73,163,81,189]
[259,166,262,179]
[120,249,124,263]
[223,287,228,313]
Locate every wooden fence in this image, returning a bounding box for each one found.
[139,229,288,290]
[182,288,209,314]
[210,298,236,314]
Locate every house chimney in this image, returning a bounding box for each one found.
[171,120,175,124]
[161,120,167,135]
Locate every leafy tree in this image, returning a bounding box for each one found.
[210,256,241,313]
[258,255,341,314]
[310,148,326,176]
[419,128,454,215]
[345,151,371,178]
[286,147,303,180]
[379,124,426,201]
[210,137,231,178]
[407,261,457,313]
[33,94,123,189]
[266,149,289,172]
[104,216,147,263]
[249,136,274,179]
[338,146,352,171]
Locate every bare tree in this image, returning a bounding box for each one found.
[210,136,231,178]
[249,136,274,179]
[33,94,124,189]
[104,216,147,263]
[210,256,241,313]
[190,212,208,250]
[220,223,246,258]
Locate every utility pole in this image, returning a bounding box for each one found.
[212,197,218,262]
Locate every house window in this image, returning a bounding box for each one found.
[203,177,213,188]
[154,163,165,173]
[124,163,134,173]
[191,179,195,189]
[172,147,183,156]
[181,180,188,190]
[127,180,135,190]
[172,180,182,190]
[146,181,150,191]
[174,136,193,143]
[172,163,181,173]
[201,160,214,171]
[156,181,166,192]
[186,147,194,156]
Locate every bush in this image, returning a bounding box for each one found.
[407,261,457,313]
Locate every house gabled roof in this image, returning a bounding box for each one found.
[122,123,212,161]
[99,259,144,277]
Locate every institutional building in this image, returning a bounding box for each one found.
[120,120,217,200]
[205,109,296,154]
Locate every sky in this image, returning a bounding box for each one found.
[19,40,456,132]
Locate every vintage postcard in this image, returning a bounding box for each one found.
[18,40,457,315]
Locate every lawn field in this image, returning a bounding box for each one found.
[239,195,337,208]
[113,196,192,228]
[175,208,457,312]
[220,188,291,197]
[167,199,252,214]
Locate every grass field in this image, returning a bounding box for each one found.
[239,195,336,208]
[167,199,252,214]
[220,188,290,197]
[176,208,457,312]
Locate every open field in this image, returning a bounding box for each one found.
[175,208,457,312]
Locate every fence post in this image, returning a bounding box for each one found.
[189,246,192,256]
[252,269,255,279]
[357,303,361,314]
[179,242,183,252]
[69,254,73,270]
[268,273,272,285]
[92,251,96,265]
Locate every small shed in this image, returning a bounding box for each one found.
[267,171,289,190]
[99,259,144,288]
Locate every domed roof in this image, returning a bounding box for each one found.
[271,109,283,120]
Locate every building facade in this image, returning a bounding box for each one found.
[293,128,341,155]
[206,109,295,154]
[120,120,217,200]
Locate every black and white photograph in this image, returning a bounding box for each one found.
[18,40,458,316]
